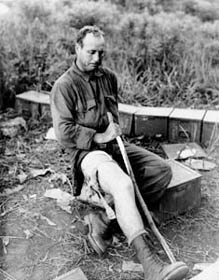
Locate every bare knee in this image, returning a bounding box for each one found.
[111,175,134,199]
[98,163,134,197]
[111,177,135,205]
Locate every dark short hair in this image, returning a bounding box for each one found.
[76,25,105,47]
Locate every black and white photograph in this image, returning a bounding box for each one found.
[0,1,219,279]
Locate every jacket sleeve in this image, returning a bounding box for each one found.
[50,81,96,150]
[106,70,120,124]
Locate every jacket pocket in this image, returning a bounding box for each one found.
[76,98,96,113]
[86,99,96,111]
[105,95,117,105]
[75,98,97,127]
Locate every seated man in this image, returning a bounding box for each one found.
[51,25,188,280]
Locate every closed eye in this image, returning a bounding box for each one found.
[88,50,105,57]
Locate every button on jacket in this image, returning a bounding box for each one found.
[50,60,119,195]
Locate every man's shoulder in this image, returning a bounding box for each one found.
[99,66,117,78]
[55,67,77,87]
[51,67,79,98]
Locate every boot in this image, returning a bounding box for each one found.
[132,234,189,280]
[84,211,113,256]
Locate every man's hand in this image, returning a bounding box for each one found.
[93,112,122,144]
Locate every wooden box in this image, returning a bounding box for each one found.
[15,91,51,121]
[156,159,202,220]
[118,103,138,136]
[134,107,174,139]
[168,108,206,143]
[201,110,219,147]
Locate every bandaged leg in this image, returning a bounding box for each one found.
[80,150,146,245]
[80,151,189,280]
[79,151,115,219]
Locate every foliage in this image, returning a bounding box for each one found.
[107,10,219,108]
[67,0,119,31]
[0,2,76,109]
[182,0,219,22]
[0,0,219,110]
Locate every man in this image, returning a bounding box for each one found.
[51,25,188,280]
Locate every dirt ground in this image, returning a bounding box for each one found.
[0,119,219,280]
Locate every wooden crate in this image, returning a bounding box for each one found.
[118,103,138,136]
[15,91,50,120]
[202,110,219,147]
[156,159,202,220]
[168,108,206,143]
[134,107,174,139]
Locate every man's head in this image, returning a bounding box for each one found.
[75,25,106,72]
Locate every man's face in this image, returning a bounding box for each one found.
[76,33,106,72]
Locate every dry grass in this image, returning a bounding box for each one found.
[0,117,219,280]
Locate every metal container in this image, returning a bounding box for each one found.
[202,110,219,147]
[156,159,202,221]
[168,108,206,143]
[118,103,138,136]
[134,107,174,139]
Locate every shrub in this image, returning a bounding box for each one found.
[182,0,219,22]
[67,0,120,32]
[0,6,76,105]
[1,0,219,110]
[109,11,219,108]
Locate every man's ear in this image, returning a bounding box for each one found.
[75,43,80,54]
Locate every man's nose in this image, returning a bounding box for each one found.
[93,52,100,63]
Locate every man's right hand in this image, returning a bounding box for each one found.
[93,113,122,144]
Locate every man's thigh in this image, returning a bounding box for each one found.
[113,142,172,207]
[80,150,131,199]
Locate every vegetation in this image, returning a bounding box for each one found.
[0,0,219,110]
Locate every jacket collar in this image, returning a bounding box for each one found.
[72,57,103,82]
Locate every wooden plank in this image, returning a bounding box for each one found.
[190,259,219,280]
[203,110,219,123]
[135,106,173,117]
[169,108,206,120]
[15,91,51,121]
[53,267,88,280]
[16,90,50,104]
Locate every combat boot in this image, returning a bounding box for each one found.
[131,233,189,280]
[84,211,113,256]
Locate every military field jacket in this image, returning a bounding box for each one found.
[50,61,119,195]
